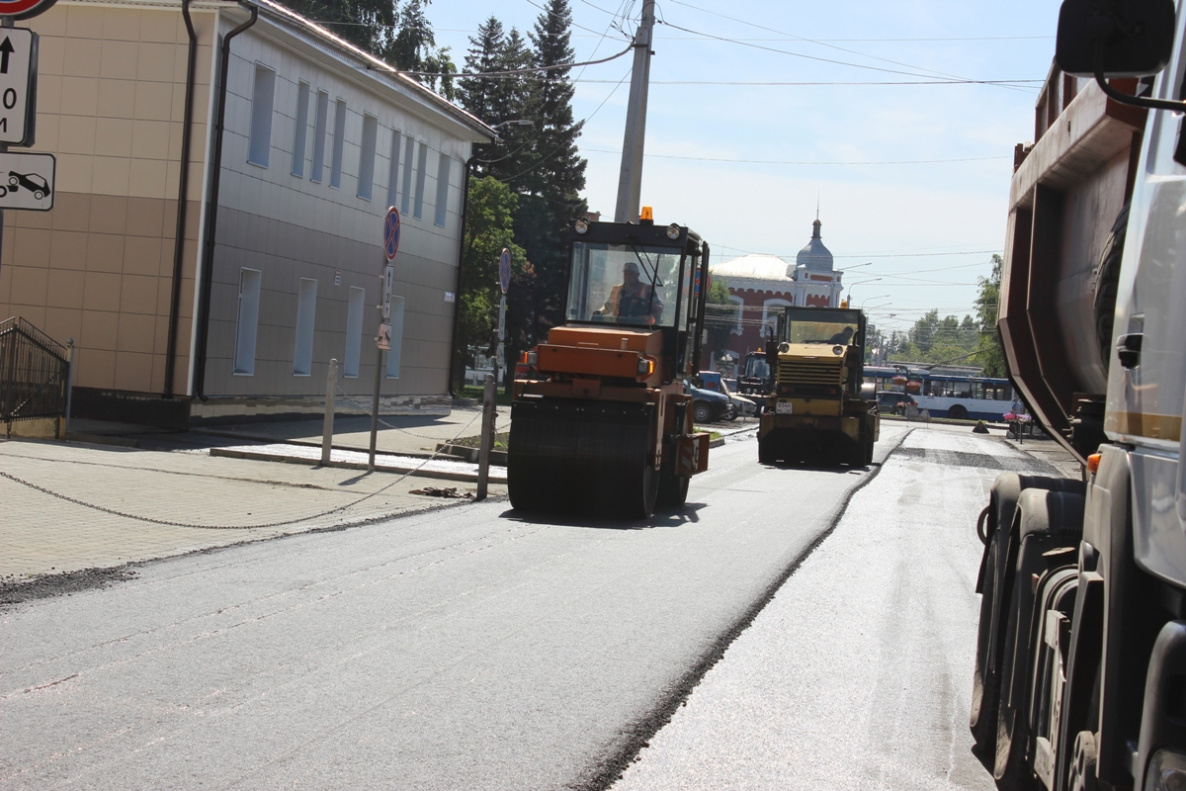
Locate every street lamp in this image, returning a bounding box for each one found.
[491,118,533,143]
[838,261,874,272]
[860,294,891,309]
[845,277,881,306]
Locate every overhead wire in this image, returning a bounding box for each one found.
[662,0,1035,92]
[581,147,1008,166]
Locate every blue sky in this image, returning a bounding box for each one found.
[426,0,1062,336]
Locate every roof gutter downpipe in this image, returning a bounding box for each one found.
[163,0,199,399]
[193,2,258,401]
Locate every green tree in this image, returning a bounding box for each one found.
[974,254,1007,377]
[509,0,588,342]
[459,20,535,179]
[455,176,527,385]
[278,0,396,54]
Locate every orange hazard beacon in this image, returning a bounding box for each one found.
[508,209,711,518]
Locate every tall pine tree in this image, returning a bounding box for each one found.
[514,0,588,342]
[278,0,396,55]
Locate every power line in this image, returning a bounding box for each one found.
[572,78,1041,87]
[582,147,1008,166]
[663,0,1030,90]
[398,40,633,77]
[653,18,1035,93]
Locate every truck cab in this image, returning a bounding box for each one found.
[969,4,1186,790]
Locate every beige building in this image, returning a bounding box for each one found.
[0,0,493,426]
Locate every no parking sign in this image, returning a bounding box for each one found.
[0,0,56,19]
[499,248,510,294]
[384,207,400,261]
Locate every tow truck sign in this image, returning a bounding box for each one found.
[0,150,54,210]
[0,27,36,145]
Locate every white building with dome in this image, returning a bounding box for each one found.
[703,219,845,371]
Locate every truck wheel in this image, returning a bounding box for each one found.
[758,437,775,464]
[693,402,712,423]
[970,527,1005,766]
[994,583,1040,791]
[1067,731,1098,791]
[1093,204,1127,371]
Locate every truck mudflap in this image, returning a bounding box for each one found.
[675,431,710,476]
[507,397,657,518]
[1135,621,1186,789]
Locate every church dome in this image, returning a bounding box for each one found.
[795,219,833,273]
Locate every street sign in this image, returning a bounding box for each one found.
[377,323,391,351]
[381,264,394,320]
[0,27,36,145]
[0,0,57,20]
[383,206,400,261]
[0,150,53,210]
[498,247,511,294]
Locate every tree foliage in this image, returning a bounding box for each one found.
[277,0,456,97]
[279,0,396,54]
[881,253,1007,375]
[455,177,528,381]
[456,0,588,347]
[974,254,1006,377]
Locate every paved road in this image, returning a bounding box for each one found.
[613,424,1046,790]
[0,423,1067,790]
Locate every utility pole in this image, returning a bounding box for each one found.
[614,0,654,223]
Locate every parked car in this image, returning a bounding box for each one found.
[875,390,916,415]
[696,371,759,417]
[684,379,736,423]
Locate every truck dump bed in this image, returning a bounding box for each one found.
[1002,67,1145,464]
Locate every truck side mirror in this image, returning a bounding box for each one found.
[1055,0,1175,77]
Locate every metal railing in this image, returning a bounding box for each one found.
[1,317,70,429]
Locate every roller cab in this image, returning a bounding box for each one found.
[757,306,879,466]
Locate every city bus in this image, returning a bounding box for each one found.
[863,365,1014,421]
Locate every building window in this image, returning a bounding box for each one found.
[311,89,329,182]
[292,80,309,177]
[330,99,347,189]
[294,277,318,376]
[434,153,451,227]
[358,114,377,200]
[400,137,415,215]
[728,295,744,335]
[384,296,405,378]
[248,64,276,167]
[413,143,428,219]
[233,268,262,375]
[344,286,365,378]
[387,130,401,208]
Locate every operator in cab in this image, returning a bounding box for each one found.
[829,326,855,344]
[593,260,663,325]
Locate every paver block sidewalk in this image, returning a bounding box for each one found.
[0,438,505,582]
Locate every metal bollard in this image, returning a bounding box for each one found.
[477,373,495,500]
[321,359,338,465]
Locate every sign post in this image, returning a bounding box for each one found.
[494,247,510,387]
[0,8,51,280]
[369,207,400,471]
